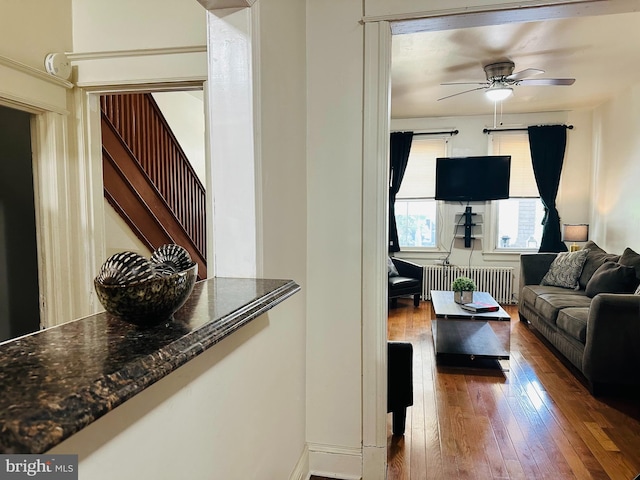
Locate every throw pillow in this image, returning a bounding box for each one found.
[577,241,620,290]
[388,257,399,277]
[619,247,640,282]
[585,262,639,298]
[541,249,590,290]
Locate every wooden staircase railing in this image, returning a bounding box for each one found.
[100,93,206,278]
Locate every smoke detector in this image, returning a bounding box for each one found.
[44,53,72,80]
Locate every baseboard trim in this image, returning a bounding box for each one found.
[308,442,362,480]
[289,444,310,480]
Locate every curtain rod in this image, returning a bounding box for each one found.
[412,129,459,137]
[483,125,573,134]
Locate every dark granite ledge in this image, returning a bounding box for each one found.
[0,277,300,454]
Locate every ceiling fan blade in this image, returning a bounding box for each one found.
[440,81,488,86]
[437,86,487,101]
[506,68,544,81]
[517,78,575,86]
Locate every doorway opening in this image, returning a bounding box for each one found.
[0,105,40,342]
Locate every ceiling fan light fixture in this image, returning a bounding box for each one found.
[485,85,513,102]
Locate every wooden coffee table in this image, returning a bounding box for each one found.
[430,290,511,369]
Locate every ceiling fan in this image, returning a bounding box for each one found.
[438,60,575,101]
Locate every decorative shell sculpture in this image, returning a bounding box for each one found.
[151,244,194,274]
[94,245,197,326]
[95,251,156,285]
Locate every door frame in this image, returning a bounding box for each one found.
[361,1,635,476]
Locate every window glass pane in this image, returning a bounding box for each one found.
[395,200,437,248]
[496,198,545,249]
[397,137,447,199]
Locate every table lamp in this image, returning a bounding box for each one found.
[563,224,589,252]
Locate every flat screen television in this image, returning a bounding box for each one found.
[435,155,511,201]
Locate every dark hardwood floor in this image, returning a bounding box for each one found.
[387,298,640,480]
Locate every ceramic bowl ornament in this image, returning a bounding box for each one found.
[95,247,198,327]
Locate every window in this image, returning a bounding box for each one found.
[394,136,448,248]
[490,133,544,250]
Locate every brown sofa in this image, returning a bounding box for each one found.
[518,241,640,394]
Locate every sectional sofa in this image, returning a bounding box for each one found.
[518,241,640,394]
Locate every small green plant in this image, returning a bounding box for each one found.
[451,276,476,292]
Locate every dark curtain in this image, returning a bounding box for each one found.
[528,125,568,253]
[389,132,414,252]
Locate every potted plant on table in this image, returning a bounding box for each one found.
[451,276,476,304]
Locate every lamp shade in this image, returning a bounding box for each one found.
[563,224,589,242]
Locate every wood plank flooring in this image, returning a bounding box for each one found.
[387,298,640,480]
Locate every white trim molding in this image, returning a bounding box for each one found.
[206,7,260,277]
[363,0,640,30]
[361,20,392,480]
[31,93,105,328]
[0,55,71,115]
[289,444,310,480]
[73,79,206,93]
[65,45,206,62]
[71,46,207,89]
[0,54,73,90]
[308,443,363,480]
[197,0,257,9]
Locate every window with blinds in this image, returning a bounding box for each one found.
[394,136,448,249]
[396,137,446,200]
[490,133,538,197]
[490,132,544,250]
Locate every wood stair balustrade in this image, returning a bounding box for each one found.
[100,93,206,278]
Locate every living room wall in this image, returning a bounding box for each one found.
[390,109,593,294]
[591,82,640,254]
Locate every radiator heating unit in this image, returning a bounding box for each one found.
[423,265,515,304]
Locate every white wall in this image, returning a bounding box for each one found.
[72,0,205,51]
[104,202,153,259]
[0,0,72,69]
[591,83,640,254]
[151,91,206,183]
[306,0,365,476]
[257,0,308,475]
[71,0,207,86]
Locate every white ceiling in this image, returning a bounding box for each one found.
[391,11,640,119]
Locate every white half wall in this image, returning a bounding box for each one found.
[49,305,307,480]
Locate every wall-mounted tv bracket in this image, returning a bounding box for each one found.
[463,206,476,248]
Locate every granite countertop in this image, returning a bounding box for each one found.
[0,277,300,454]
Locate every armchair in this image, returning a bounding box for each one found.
[388,257,424,307]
